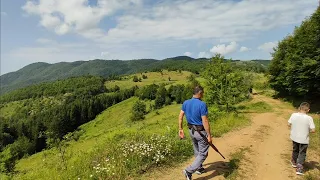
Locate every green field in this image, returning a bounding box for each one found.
[105,70,192,90]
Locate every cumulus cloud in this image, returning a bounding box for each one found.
[258,42,278,52]
[198,52,211,58]
[184,52,192,56]
[22,0,316,44]
[22,0,142,35]
[239,46,251,52]
[210,41,238,55]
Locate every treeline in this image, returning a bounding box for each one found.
[147,59,208,74]
[0,76,106,103]
[269,7,320,99]
[233,61,268,73]
[147,59,268,74]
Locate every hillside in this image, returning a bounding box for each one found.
[0,57,270,94]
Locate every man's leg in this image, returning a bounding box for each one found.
[292,141,299,165]
[191,133,199,157]
[191,137,204,171]
[186,130,209,173]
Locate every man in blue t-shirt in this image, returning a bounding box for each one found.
[178,86,212,180]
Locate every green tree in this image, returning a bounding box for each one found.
[130,100,147,121]
[154,85,168,109]
[269,7,320,98]
[165,96,172,105]
[135,84,159,100]
[202,54,252,111]
[113,85,120,92]
[132,76,139,82]
[168,84,185,104]
[142,74,148,79]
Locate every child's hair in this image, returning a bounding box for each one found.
[299,102,310,111]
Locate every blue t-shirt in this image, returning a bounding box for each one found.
[182,97,208,125]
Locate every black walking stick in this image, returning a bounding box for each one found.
[195,128,226,159]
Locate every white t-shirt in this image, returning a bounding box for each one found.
[288,112,315,144]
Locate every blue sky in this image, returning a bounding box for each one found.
[0,0,318,75]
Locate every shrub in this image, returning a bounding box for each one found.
[130,100,147,121]
[133,76,139,82]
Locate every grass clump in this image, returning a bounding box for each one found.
[237,101,272,113]
[224,148,250,179]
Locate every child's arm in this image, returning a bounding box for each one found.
[288,114,293,129]
[309,117,316,133]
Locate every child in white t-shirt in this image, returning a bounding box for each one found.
[288,102,316,175]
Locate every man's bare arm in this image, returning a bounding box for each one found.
[201,115,212,138]
[179,110,185,130]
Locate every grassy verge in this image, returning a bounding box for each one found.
[308,114,319,152]
[210,112,250,137]
[236,101,273,113]
[303,114,320,180]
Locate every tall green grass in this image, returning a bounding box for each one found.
[236,101,273,113]
[309,114,320,151]
[210,112,250,137]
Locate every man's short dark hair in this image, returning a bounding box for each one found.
[193,86,204,95]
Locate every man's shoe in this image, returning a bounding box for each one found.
[182,169,192,180]
[195,167,205,175]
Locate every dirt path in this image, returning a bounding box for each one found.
[145,95,311,180]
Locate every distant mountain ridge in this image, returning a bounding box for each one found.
[0,56,270,94]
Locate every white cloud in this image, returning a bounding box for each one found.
[210,41,238,55]
[1,12,7,16]
[258,42,278,52]
[40,14,61,29]
[198,52,211,58]
[22,0,142,35]
[101,51,109,57]
[22,0,316,44]
[184,52,192,56]
[239,46,251,52]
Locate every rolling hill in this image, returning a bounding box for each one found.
[0,56,270,95]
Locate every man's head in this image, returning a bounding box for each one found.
[193,86,204,99]
[299,102,310,113]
